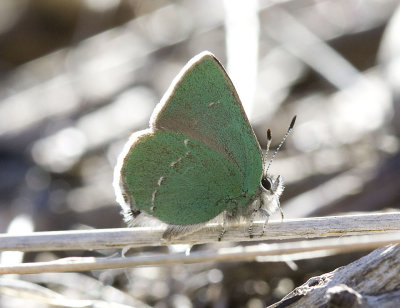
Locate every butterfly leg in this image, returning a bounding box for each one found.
[218,198,241,241]
[218,216,226,241]
[248,209,258,238]
[277,199,284,220]
[258,209,270,237]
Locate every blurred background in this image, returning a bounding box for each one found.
[1,0,400,307]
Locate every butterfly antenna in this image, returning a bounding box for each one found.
[264,116,297,176]
[262,129,272,172]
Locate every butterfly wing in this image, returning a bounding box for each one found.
[153,52,262,195]
[120,130,251,225]
[116,52,263,225]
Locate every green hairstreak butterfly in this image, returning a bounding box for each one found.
[114,51,295,240]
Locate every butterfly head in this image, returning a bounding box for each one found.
[257,173,284,215]
[261,174,284,197]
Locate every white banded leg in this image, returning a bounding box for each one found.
[248,209,258,238]
[218,216,227,241]
[259,209,270,237]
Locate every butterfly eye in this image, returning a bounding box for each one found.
[261,177,272,191]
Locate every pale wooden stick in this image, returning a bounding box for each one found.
[0,233,399,275]
[0,212,399,252]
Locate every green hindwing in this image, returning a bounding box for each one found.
[122,131,255,225]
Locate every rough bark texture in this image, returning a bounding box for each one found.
[269,244,400,308]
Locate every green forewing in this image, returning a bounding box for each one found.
[154,55,262,194]
[122,53,263,225]
[123,131,254,225]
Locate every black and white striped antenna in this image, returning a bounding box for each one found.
[263,115,296,177]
